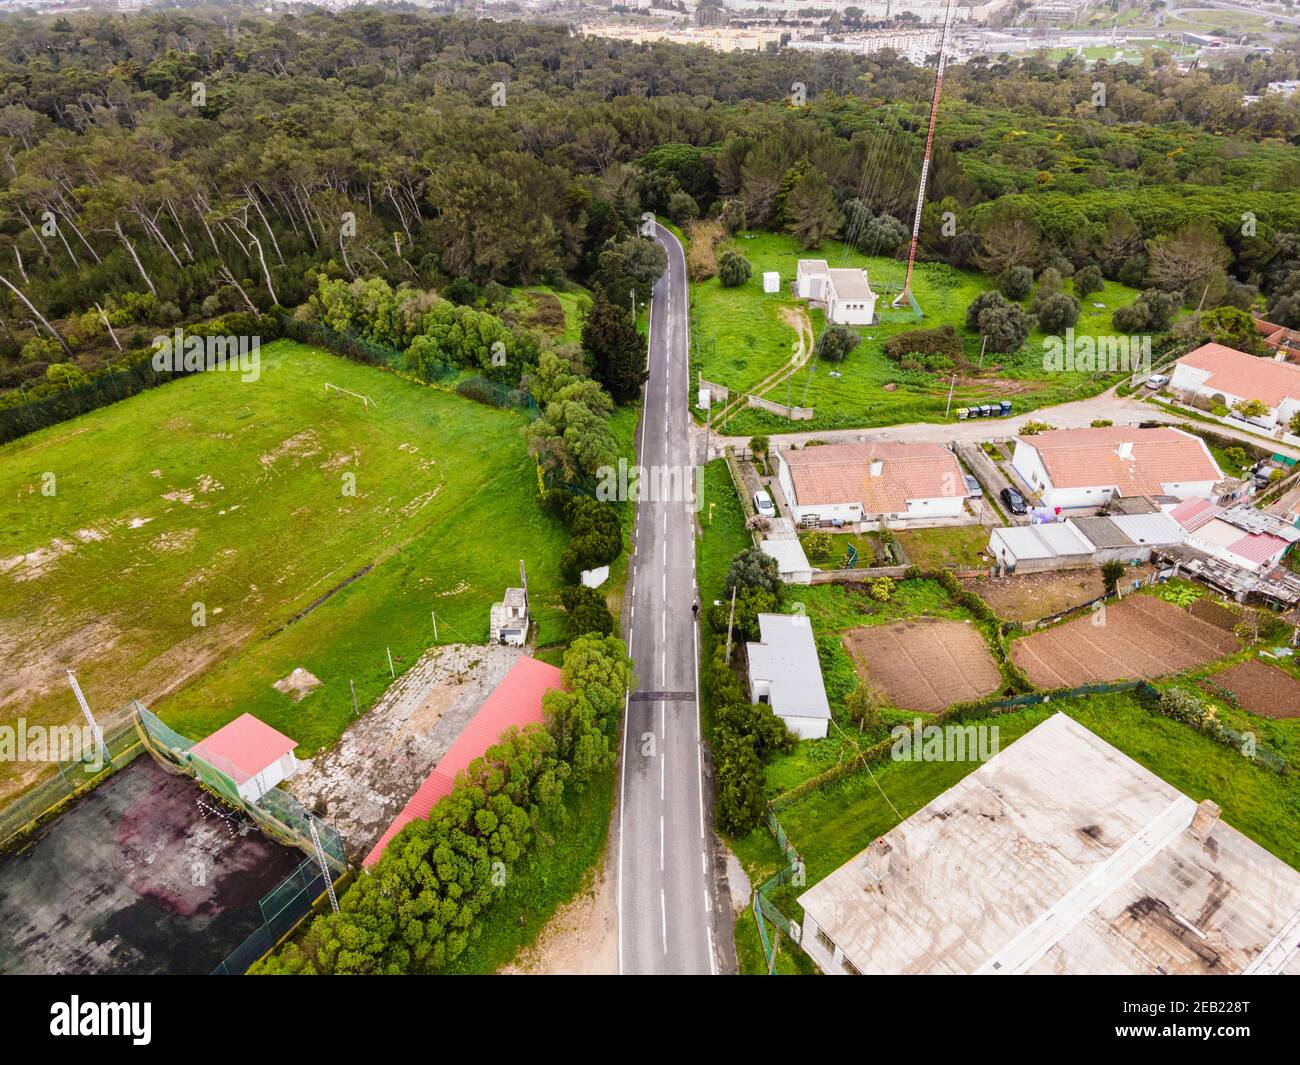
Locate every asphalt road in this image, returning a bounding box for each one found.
[617,224,728,975]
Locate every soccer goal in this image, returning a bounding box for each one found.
[324,382,376,410]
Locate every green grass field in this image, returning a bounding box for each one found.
[690,230,1141,435]
[0,339,570,799]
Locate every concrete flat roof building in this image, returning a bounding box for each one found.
[798,714,1300,975]
[746,613,831,740]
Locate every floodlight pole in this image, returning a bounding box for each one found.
[67,670,107,764]
[309,819,340,914]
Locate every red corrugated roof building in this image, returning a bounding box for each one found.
[190,712,300,801]
[362,656,562,869]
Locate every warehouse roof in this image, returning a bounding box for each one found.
[797,714,1300,975]
[1069,516,1135,550]
[760,537,812,577]
[747,614,831,721]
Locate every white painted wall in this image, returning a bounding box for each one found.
[782,714,829,740]
[236,751,298,803]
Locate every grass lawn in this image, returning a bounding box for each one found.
[0,339,570,798]
[895,524,992,571]
[697,458,753,735]
[689,230,1141,434]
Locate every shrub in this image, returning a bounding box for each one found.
[560,585,615,639]
[803,531,833,558]
[999,266,1033,301]
[1074,265,1104,298]
[1032,291,1081,335]
[1101,560,1126,594]
[883,324,963,362]
[816,323,861,363]
[718,249,752,288]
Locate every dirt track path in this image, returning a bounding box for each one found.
[714,306,813,425]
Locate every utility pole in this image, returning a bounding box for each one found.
[431,611,438,641]
[979,334,988,369]
[944,374,957,418]
[724,584,738,662]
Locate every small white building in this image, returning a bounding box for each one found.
[190,713,299,803]
[746,613,831,740]
[489,587,529,646]
[1011,426,1222,512]
[1169,342,1300,432]
[777,441,967,526]
[762,271,780,294]
[796,259,878,325]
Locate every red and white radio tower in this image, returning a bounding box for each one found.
[894,0,958,310]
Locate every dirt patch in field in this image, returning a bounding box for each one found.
[1204,659,1300,719]
[273,667,322,702]
[1011,595,1238,688]
[964,566,1154,623]
[843,618,1002,713]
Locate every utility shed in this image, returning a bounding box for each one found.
[987,523,1093,572]
[190,714,299,803]
[760,538,813,585]
[746,614,831,739]
[797,713,1300,976]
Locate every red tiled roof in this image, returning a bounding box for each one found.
[1021,427,1221,495]
[1176,343,1300,408]
[782,442,965,513]
[191,713,298,785]
[362,656,561,868]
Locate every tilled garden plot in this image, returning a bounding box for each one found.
[1010,595,1238,688]
[844,618,1002,713]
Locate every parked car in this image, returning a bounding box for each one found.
[1144,373,1169,390]
[753,489,777,518]
[1000,486,1028,515]
[963,474,983,498]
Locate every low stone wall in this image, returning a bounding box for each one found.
[746,393,815,421]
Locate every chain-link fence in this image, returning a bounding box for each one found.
[0,701,144,851]
[211,857,347,975]
[135,704,347,872]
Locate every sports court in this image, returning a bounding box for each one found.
[0,756,301,974]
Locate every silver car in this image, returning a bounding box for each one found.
[753,490,777,518]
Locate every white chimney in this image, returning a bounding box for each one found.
[864,836,891,880]
[869,458,884,478]
[1117,441,1134,460]
[1190,799,1221,841]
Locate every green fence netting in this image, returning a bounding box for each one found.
[0,701,144,850]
